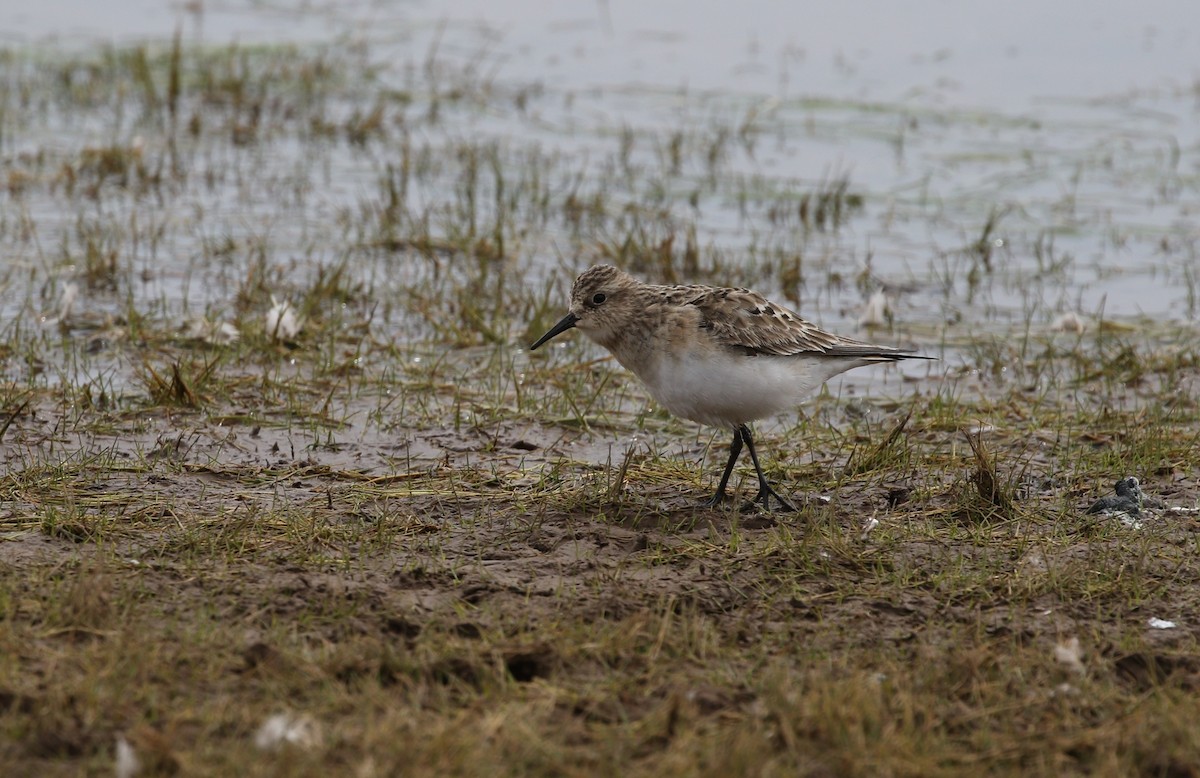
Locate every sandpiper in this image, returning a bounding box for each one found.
[531,264,931,510]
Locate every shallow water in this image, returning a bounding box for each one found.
[3,0,1198,360]
[13,1,1197,106]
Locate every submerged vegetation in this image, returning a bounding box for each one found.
[0,26,1198,776]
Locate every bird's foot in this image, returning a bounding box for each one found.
[701,490,731,509]
[703,486,798,513]
[744,485,797,513]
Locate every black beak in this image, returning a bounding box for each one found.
[530,312,579,350]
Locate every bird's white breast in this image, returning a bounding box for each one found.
[634,347,868,429]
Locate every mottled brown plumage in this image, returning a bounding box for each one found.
[531,264,931,510]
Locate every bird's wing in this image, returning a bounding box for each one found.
[680,286,901,358]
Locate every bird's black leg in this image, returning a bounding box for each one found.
[740,424,797,512]
[703,427,744,507]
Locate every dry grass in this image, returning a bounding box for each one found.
[2,328,1199,776]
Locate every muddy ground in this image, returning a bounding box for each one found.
[3,342,1200,775]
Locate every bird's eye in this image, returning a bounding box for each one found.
[591,293,607,305]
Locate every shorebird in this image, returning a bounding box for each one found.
[531,264,930,510]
